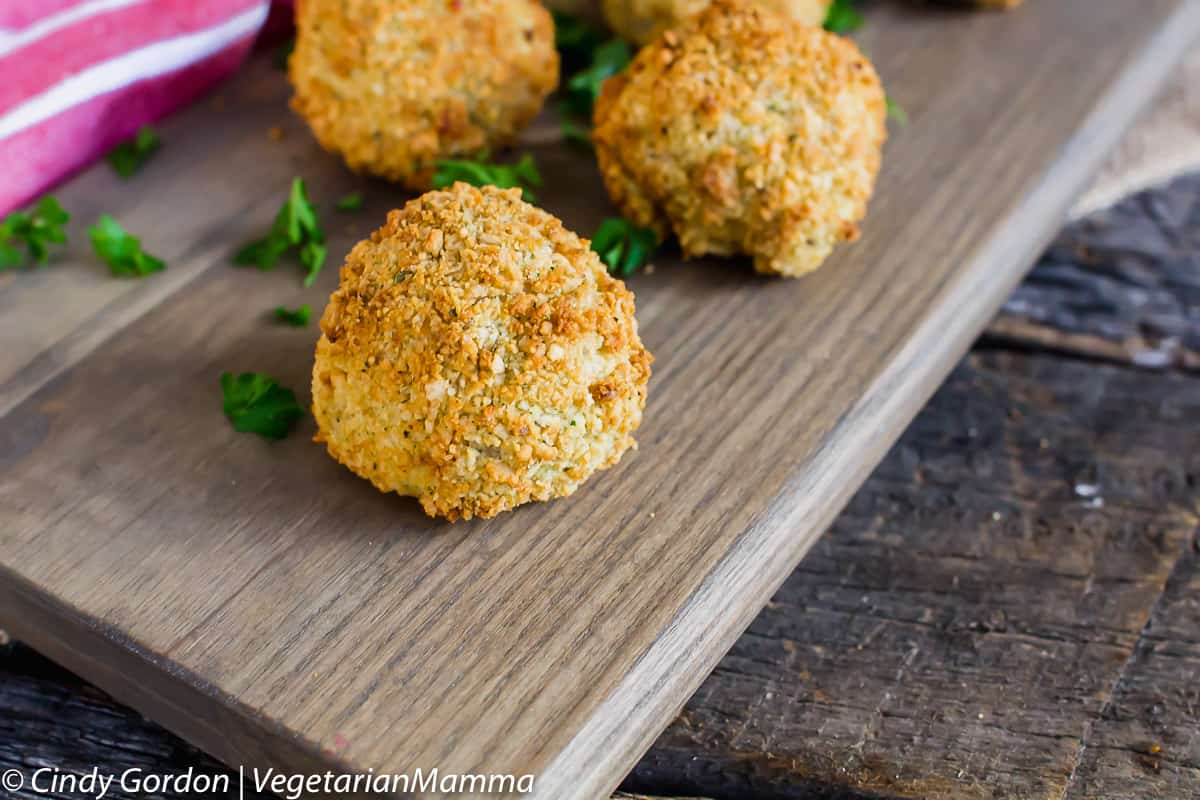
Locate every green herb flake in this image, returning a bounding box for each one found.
[0,196,70,270]
[558,36,631,148]
[335,192,364,212]
[432,153,542,201]
[886,95,908,125]
[88,215,165,277]
[274,304,311,327]
[565,39,632,118]
[823,0,863,34]
[591,218,657,278]
[220,372,304,440]
[234,177,327,285]
[107,126,160,178]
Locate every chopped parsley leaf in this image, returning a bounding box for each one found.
[234,177,327,287]
[824,0,863,34]
[107,126,160,178]
[88,215,166,277]
[0,196,69,270]
[273,304,311,327]
[432,153,542,201]
[220,372,304,440]
[559,37,632,148]
[591,218,657,278]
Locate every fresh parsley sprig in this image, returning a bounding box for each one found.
[565,39,633,111]
[0,196,70,270]
[824,0,864,33]
[220,372,304,440]
[432,153,542,201]
[107,126,160,178]
[557,36,633,149]
[88,215,166,277]
[886,95,908,125]
[274,304,311,327]
[234,177,327,287]
[591,218,657,278]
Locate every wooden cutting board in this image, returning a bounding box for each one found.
[1,1,1196,797]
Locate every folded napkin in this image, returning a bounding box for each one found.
[0,0,277,213]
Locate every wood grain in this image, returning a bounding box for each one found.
[5,349,1197,800]
[1,1,1197,797]
[624,351,1200,800]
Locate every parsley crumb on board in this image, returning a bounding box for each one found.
[591,218,657,278]
[234,177,327,287]
[274,304,312,327]
[88,215,166,277]
[107,126,160,178]
[220,372,305,440]
[0,196,69,270]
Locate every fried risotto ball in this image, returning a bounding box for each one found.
[312,184,653,521]
[593,0,886,277]
[602,0,830,46]
[289,0,558,190]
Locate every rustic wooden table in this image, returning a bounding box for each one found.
[3,173,1196,800]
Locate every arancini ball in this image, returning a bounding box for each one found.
[311,183,653,521]
[602,0,830,46]
[593,0,887,277]
[289,0,559,189]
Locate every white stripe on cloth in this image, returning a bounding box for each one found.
[0,2,269,141]
[0,0,148,57]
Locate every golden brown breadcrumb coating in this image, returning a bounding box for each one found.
[289,0,558,190]
[602,0,830,45]
[593,0,886,277]
[312,184,653,521]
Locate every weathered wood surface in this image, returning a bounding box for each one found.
[624,350,1200,800]
[2,2,1198,799]
[3,173,1199,799]
[992,173,1200,372]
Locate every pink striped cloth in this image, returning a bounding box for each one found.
[0,0,291,214]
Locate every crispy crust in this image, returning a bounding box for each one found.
[602,0,830,46]
[593,0,886,277]
[289,0,559,189]
[311,184,653,521]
